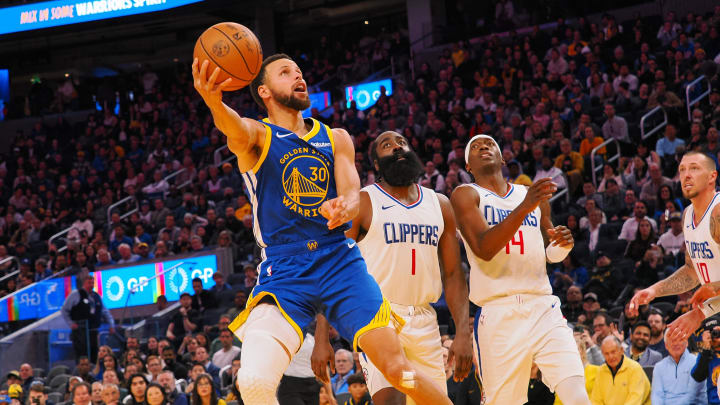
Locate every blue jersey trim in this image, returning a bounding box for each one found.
[692,192,720,229]
[373,183,423,209]
[474,308,483,380]
[473,183,514,199]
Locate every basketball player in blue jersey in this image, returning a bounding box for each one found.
[450,134,590,405]
[192,55,452,405]
[311,131,473,405]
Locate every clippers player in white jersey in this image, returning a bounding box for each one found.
[450,134,590,405]
[311,131,474,404]
[630,151,720,342]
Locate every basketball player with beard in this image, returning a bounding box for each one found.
[312,131,473,405]
[630,152,720,343]
[193,55,451,405]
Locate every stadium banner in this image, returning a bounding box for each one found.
[345,78,393,111]
[0,0,203,35]
[0,253,218,322]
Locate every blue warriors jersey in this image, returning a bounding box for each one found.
[240,117,348,249]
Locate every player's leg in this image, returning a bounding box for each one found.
[400,306,448,405]
[475,305,534,405]
[234,303,302,405]
[531,296,589,405]
[359,327,451,405]
[372,388,406,405]
[358,350,406,405]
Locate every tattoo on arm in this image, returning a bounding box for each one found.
[655,264,700,297]
[710,208,720,245]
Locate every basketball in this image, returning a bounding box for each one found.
[193,22,263,91]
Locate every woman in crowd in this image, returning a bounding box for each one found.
[190,374,225,405]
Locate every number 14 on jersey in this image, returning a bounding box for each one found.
[505,230,524,254]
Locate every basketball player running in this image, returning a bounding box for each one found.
[450,134,590,405]
[629,152,720,342]
[311,131,473,404]
[192,55,451,405]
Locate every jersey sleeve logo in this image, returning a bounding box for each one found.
[279,149,331,218]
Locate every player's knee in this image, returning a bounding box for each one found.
[378,360,412,389]
[236,368,277,404]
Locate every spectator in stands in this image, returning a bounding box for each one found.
[103,370,120,385]
[209,273,230,295]
[639,163,673,206]
[144,383,168,405]
[96,248,115,267]
[128,374,148,405]
[117,243,140,264]
[71,382,92,405]
[222,290,246,321]
[561,285,584,323]
[61,275,115,362]
[158,215,181,243]
[161,346,188,380]
[193,347,219,386]
[331,349,354,395]
[109,226,133,255]
[101,383,120,405]
[505,160,532,186]
[18,363,37,395]
[146,356,163,383]
[533,155,567,190]
[211,330,240,369]
[620,201,657,241]
[625,218,658,262]
[647,311,669,357]
[647,80,684,110]
[28,382,49,405]
[158,370,188,405]
[151,200,172,231]
[652,330,707,404]
[592,336,651,404]
[419,161,445,193]
[625,321,663,367]
[189,374,225,405]
[91,382,103,405]
[554,138,584,193]
[577,182,604,210]
[190,278,216,312]
[601,103,630,143]
[166,293,200,349]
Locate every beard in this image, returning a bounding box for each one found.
[272,88,311,111]
[682,187,699,199]
[376,149,425,187]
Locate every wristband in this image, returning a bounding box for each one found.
[700,295,720,318]
[546,243,571,263]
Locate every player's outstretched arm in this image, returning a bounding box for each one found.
[192,58,266,172]
[436,194,473,381]
[319,128,360,229]
[311,314,335,384]
[450,179,554,261]
[344,191,371,242]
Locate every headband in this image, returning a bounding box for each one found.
[465,134,501,163]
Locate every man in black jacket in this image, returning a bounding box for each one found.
[61,274,115,362]
[190,277,217,312]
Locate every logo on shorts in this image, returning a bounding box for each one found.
[362,367,368,382]
[307,240,318,251]
[477,314,485,326]
[267,265,272,276]
[212,40,230,57]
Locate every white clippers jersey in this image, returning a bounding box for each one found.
[683,193,720,285]
[463,183,551,306]
[357,183,445,306]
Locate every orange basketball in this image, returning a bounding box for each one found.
[193,22,263,91]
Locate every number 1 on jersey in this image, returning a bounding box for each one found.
[411,248,416,275]
[697,262,711,284]
[505,230,524,254]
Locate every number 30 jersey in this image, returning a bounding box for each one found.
[683,193,720,285]
[357,184,444,306]
[462,183,551,306]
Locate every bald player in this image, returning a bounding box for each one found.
[630,151,720,341]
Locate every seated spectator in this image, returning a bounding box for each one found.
[211,330,241,369]
[344,373,371,405]
[101,383,120,405]
[189,374,225,405]
[166,293,201,349]
[624,321,663,367]
[591,336,651,404]
[209,272,231,294]
[127,374,148,405]
[533,155,567,190]
[144,383,168,405]
[551,256,588,294]
[91,382,103,405]
[193,347,220,386]
[577,182,604,211]
[161,346,188,380]
[505,160,532,186]
[71,382,92,405]
[561,285,584,323]
[639,164,673,207]
[223,290,247,321]
[647,311,669,357]
[146,356,163,383]
[554,138,584,193]
[601,103,630,143]
[419,161,445,193]
[117,243,140,264]
[579,126,605,157]
[191,278,217,312]
[619,201,657,241]
[27,382,51,405]
[75,356,96,383]
[625,218,658,262]
[652,330,706,404]
[157,370,188,405]
[331,349,355,395]
[208,316,240,355]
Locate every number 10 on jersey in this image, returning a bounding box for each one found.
[697,262,711,284]
[505,230,524,254]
